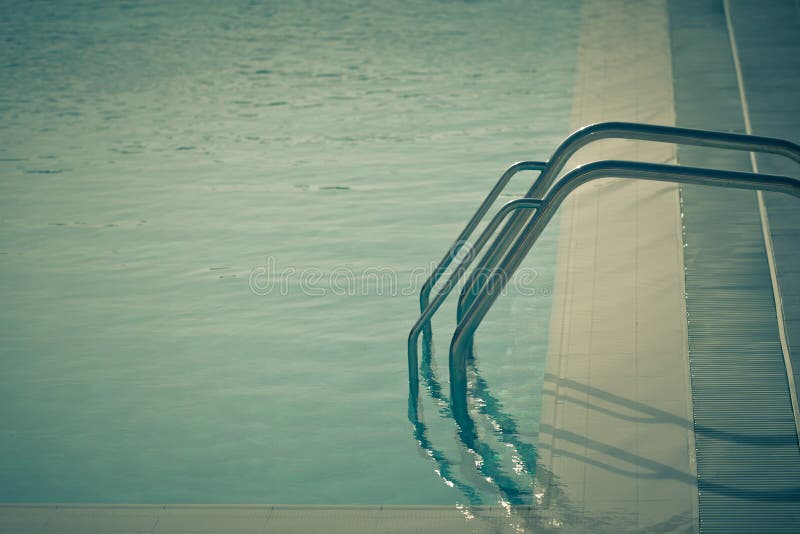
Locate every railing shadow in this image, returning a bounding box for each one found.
[540,373,800,502]
[546,373,799,446]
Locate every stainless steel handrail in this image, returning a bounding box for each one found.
[408,198,542,399]
[456,122,800,320]
[448,160,800,421]
[417,161,546,333]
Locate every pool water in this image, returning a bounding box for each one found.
[0,0,580,505]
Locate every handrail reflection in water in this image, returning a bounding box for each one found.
[407,341,585,528]
[409,332,537,506]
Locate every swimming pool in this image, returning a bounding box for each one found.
[0,0,580,505]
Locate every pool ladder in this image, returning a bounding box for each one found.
[408,121,800,422]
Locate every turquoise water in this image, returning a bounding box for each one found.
[0,0,580,504]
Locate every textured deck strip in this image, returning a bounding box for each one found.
[728,0,800,420]
[668,1,800,532]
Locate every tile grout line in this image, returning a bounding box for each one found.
[662,2,700,530]
[723,0,800,447]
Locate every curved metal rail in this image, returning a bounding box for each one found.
[456,122,800,320]
[408,198,542,398]
[448,160,800,421]
[416,161,546,344]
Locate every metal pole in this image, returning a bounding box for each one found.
[456,122,800,320]
[408,198,542,399]
[449,160,800,422]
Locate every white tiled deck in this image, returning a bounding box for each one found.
[534,0,698,531]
